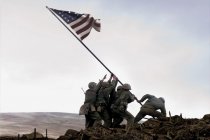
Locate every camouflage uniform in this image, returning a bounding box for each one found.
[134,94,166,123]
[111,84,135,128]
[95,77,118,128]
[83,82,102,128]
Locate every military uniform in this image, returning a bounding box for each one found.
[95,78,118,128]
[111,84,135,128]
[134,94,166,123]
[81,82,102,128]
[110,86,124,128]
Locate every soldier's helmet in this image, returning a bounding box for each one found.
[117,85,123,91]
[88,82,96,89]
[159,97,165,103]
[122,83,131,90]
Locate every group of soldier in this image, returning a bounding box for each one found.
[79,74,166,129]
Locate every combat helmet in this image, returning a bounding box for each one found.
[122,83,131,90]
[159,97,165,103]
[117,85,123,91]
[88,82,96,89]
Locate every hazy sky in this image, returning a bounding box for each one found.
[0,0,210,118]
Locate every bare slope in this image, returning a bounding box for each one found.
[1,113,210,140]
[0,112,85,138]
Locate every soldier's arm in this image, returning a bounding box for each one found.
[139,94,154,102]
[95,81,102,93]
[112,75,118,86]
[104,76,118,95]
[127,91,135,103]
[107,73,113,83]
[94,75,106,93]
[113,91,124,106]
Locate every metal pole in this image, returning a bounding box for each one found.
[46,7,122,82]
[46,7,141,102]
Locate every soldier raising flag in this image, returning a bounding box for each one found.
[46,7,164,129]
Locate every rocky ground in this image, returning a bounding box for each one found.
[0,114,210,140]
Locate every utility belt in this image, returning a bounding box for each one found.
[111,102,127,114]
[120,101,128,107]
[95,102,107,107]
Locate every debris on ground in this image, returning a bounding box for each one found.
[1,114,210,140]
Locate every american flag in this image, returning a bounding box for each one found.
[51,8,101,40]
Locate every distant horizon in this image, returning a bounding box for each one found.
[0,111,85,138]
[0,111,207,119]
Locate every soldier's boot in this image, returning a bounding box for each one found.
[93,119,102,127]
[124,110,134,132]
[125,119,134,134]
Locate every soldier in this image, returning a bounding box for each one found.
[110,85,123,106]
[95,74,118,128]
[79,75,106,128]
[111,83,135,129]
[111,85,124,128]
[134,94,166,123]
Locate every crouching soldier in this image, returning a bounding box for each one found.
[111,83,135,129]
[134,94,166,123]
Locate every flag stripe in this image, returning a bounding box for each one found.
[94,20,100,27]
[69,15,86,27]
[71,14,90,29]
[73,17,93,32]
[76,17,94,34]
[51,8,101,40]
[93,20,101,32]
[81,33,90,40]
[79,24,93,39]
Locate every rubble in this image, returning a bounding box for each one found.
[1,114,210,140]
[58,114,210,140]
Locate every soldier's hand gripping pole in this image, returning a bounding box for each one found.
[136,98,143,106]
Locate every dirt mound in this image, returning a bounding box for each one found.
[1,114,210,140]
[57,114,210,140]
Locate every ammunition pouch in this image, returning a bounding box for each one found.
[111,103,126,114]
[95,103,106,112]
[95,103,107,107]
[121,101,128,107]
[96,106,102,112]
[119,102,127,112]
[119,105,126,113]
[90,104,96,112]
[79,103,90,115]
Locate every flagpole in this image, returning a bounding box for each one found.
[46,6,141,103]
[46,6,124,85]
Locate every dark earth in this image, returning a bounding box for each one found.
[0,114,209,140]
